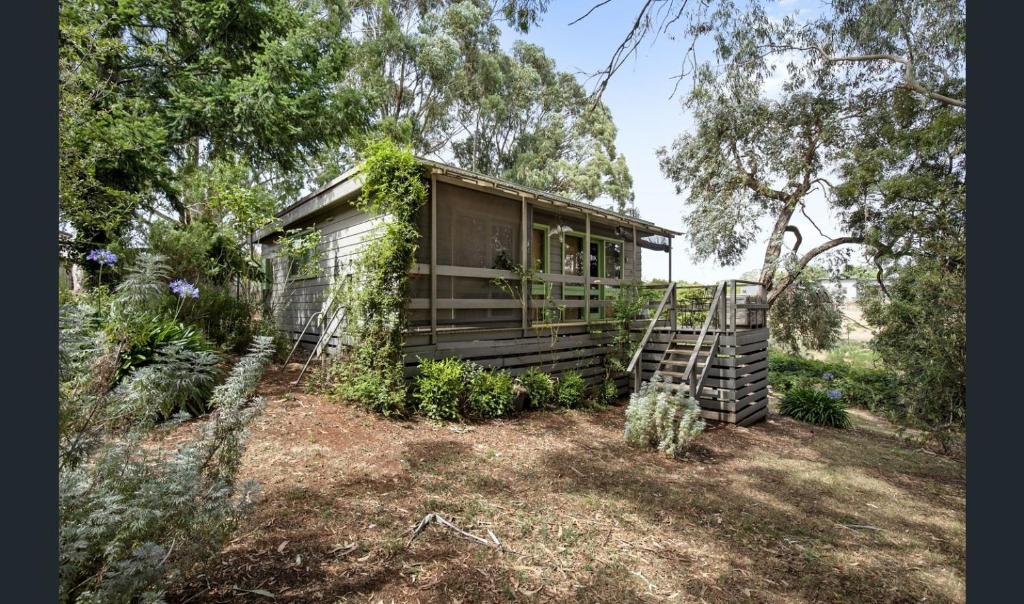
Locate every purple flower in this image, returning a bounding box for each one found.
[822,372,835,381]
[86,248,118,266]
[169,279,200,299]
[826,389,842,400]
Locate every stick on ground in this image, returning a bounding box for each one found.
[407,513,521,555]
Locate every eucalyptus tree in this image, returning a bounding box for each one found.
[580,0,965,427]
[347,0,634,212]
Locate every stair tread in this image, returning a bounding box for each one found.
[661,359,705,366]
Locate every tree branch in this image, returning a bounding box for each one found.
[784,225,802,254]
[780,45,966,108]
[767,236,863,305]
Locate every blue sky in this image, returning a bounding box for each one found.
[500,0,849,283]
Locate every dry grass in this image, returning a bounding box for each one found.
[167,364,965,603]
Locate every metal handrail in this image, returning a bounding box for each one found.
[681,281,725,393]
[626,282,676,383]
[294,305,347,386]
[281,310,324,369]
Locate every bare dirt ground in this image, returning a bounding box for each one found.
[168,364,965,603]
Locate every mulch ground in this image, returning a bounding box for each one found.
[166,363,965,603]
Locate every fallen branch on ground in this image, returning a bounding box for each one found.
[838,523,882,531]
[406,513,522,555]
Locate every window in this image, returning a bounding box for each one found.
[288,248,316,280]
[605,241,622,279]
[564,234,583,276]
[531,227,548,272]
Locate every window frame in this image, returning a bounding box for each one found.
[531,224,550,297]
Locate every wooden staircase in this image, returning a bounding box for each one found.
[627,280,769,426]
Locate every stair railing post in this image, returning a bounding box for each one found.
[731,280,738,334]
[717,282,727,331]
[670,282,677,333]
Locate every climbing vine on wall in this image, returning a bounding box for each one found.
[335,139,426,416]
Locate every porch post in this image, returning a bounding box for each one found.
[584,214,591,324]
[430,172,438,344]
[669,237,676,332]
[521,195,529,336]
[632,226,638,283]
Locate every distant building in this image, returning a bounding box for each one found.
[819,278,860,302]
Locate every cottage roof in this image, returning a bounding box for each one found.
[257,157,681,242]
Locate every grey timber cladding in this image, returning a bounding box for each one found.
[263,201,385,347]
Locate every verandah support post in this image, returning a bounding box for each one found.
[632,225,640,392]
[669,237,676,332]
[584,214,591,324]
[632,226,638,282]
[430,172,438,344]
[521,195,528,336]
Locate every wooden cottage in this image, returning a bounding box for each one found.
[257,158,769,425]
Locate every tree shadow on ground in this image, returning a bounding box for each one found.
[522,416,963,603]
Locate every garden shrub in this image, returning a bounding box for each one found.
[59,336,276,603]
[624,378,705,457]
[596,379,619,406]
[769,349,901,415]
[467,368,515,418]
[115,318,215,383]
[148,220,265,351]
[779,384,852,428]
[556,371,586,408]
[116,345,223,418]
[414,357,469,420]
[518,368,555,409]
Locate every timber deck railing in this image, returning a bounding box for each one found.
[625,280,770,392]
[626,282,676,390]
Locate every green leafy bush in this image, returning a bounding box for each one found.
[624,378,705,457]
[556,371,586,408]
[116,345,223,418]
[467,368,515,418]
[115,318,215,383]
[414,357,469,420]
[769,349,901,414]
[779,385,852,428]
[596,379,619,406]
[518,368,555,409]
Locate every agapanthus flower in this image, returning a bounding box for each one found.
[822,372,834,381]
[826,389,842,400]
[169,279,200,299]
[86,248,118,266]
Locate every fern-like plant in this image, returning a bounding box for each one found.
[59,336,276,603]
[779,385,852,428]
